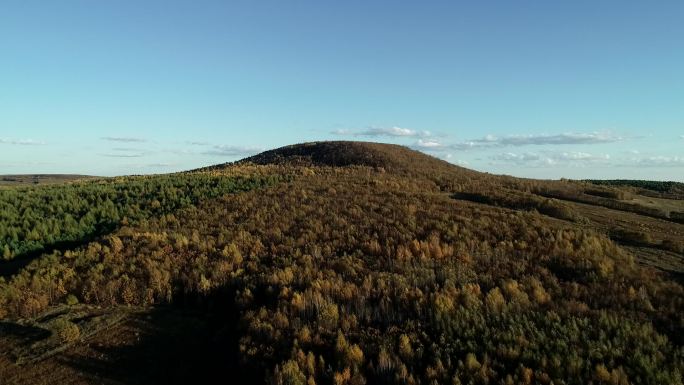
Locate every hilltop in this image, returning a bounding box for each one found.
[244,141,419,167]
[0,141,683,385]
[242,141,461,171]
[206,141,482,182]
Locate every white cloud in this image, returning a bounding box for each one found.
[333,126,431,138]
[202,145,262,157]
[493,152,542,162]
[416,131,623,153]
[0,161,53,167]
[100,153,145,158]
[427,152,469,166]
[0,138,46,145]
[112,147,145,152]
[165,148,196,155]
[101,136,147,143]
[414,139,443,149]
[489,150,684,169]
[622,155,684,167]
[479,134,498,143]
[472,132,622,147]
[412,140,478,152]
[490,151,611,167]
[553,152,610,161]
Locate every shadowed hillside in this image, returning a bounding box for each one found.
[243,141,449,170]
[208,141,482,183]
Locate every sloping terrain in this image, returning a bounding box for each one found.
[208,141,482,186]
[0,142,683,385]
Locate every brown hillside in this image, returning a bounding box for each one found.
[1,142,683,384]
[210,141,482,181]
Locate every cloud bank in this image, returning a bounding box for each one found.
[413,132,622,153]
[202,145,262,157]
[101,137,147,143]
[473,132,621,146]
[487,151,684,169]
[0,138,46,145]
[622,155,684,167]
[100,153,145,158]
[333,126,431,138]
[490,151,611,167]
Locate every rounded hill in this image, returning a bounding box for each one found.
[235,141,479,178]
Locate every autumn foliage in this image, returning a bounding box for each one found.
[1,142,683,385]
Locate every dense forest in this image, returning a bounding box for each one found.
[0,173,279,261]
[585,179,684,194]
[585,179,684,201]
[1,142,683,385]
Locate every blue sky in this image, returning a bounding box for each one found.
[1,1,683,180]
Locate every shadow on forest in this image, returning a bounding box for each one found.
[0,224,117,278]
[0,239,92,278]
[59,286,261,385]
[0,321,51,344]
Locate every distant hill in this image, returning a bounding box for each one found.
[207,141,482,181]
[242,141,446,169]
[0,174,95,186]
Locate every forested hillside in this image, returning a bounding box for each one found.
[0,173,280,262]
[1,142,682,385]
